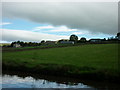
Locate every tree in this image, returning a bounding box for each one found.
[11,42,16,47]
[117,32,120,37]
[80,37,86,42]
[69,34,78,43]
[41,40,45,44]
[103,38,106,41]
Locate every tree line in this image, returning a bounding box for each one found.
[10,41,41,47]
[68,32,120,43]
[2,32,120,47]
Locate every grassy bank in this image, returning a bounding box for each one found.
[2,44,119,81]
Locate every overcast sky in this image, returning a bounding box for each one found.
[0,1,118,43]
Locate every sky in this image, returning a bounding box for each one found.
[0,0,118,43]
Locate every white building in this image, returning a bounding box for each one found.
[89,39,102,42]
[60,41,74,44]
[13,43,21,48]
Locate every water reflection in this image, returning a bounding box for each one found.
[2,74,91,88]
[1,71,120,89]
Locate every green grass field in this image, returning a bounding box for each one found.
[2,44,119,80]
[0,43,10,46]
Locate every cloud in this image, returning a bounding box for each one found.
[2,2,118,35]
[0,22,12,25]
[1,29,69,42]
[50,29,77,32]
[33,25,78,32]
[34,25,55,30]
[72,32,87,35]
[49,26,78,32]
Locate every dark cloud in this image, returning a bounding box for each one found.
[2,2,118,35]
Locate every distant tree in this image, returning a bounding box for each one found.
[16,41,21,44]
[24,42,28,46]
[10,41,41,47]
[11,41,16,47]
[69,34,78,43]
[80,37,86,42]
[19,41,24,46]
[107,38,110,41]
[107,36,118,41]
[117,32,120,37]
[103,38,106,41]
[117,32,120,40]
[28,42,31,46]
[41,40,45,44]
[57,40,64,43]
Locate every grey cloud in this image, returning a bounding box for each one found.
[2,29,69,42]
[2,2,118,35]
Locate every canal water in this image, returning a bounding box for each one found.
[0,71,119,89]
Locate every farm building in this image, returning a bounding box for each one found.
[59,41,74,44]
[44,41,56,45]
[89,39,102,42]
[13,43,21,48]
[57,39,74,44]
